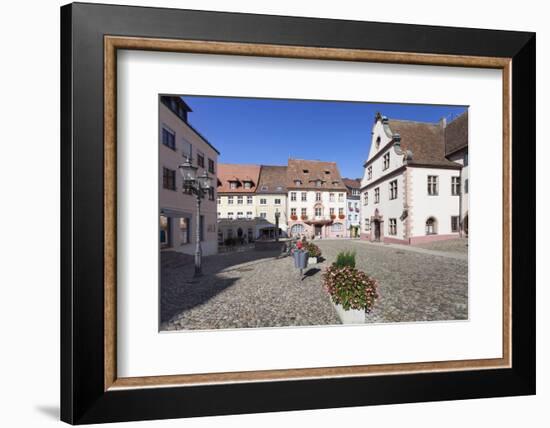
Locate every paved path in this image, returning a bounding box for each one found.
[353,240,468,261]
[160,238,468,330]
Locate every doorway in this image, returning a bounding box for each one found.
[373,220,381,241]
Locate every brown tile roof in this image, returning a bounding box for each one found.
[217,164,261,193]
[445,111,468,156]
[287,159,347,190]
[387,119,461,168]
[257,165,288,194]
[342,178,361,189]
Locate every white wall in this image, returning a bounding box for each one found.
[409,167,461,236]
[0,1,546,428]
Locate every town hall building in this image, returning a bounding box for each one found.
[360,111,468,245]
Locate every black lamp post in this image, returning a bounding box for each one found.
[274,210,280,242]
[178,158,212,277]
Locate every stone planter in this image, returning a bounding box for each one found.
[333,302,366,324]
[308,257,318,264]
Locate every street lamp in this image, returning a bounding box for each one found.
[274,210,280,242]
[178,158,212,276]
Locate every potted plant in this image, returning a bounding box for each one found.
[304,241,321,264]
[290,214,298,221]
[323,251,378,324]
[330,214,336,220]
[301,214,308,220]
[338,214,346,220]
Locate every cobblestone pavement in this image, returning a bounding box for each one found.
[414,238,469,254]
[160,239,468,330]
[160,249,340,330]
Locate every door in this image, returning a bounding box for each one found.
[315,225,322,238]
[374,220,381,241]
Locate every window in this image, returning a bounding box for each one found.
[338,193,344,202]
[246,211,253,218]
[160,215,171,248]
[227,212,234,219]
[301,208,307,217]
[315,207,322,217]
[208,188,215,201]
[464,152,469,167]
[230,182,237,189]
[274,198,281,205]
[383,152,390,169]
[389,218,397,235]
[315,180,322,187]
[218,230,224,244]
[348,215,352,221]
[179,218,189,244]
[425,217,437,235]
[330,207,335,215]
[303,169,309,174]
[348,202,352,210]
[294,180,302,186]
[247,196,253,204]
[181,139,192,160]
[199,215,204,241]
[375,136,381,149]
[363,192,368,206]
[316,192,321,201]
[208,158,215,174]
[244,182,252,189]
[389,180,398,200]
[301,192,307,202]
[197,151,205,168]
[260,198,267,205]
[162,167,176,190]
[427,175,438,195]
[290,192,297,201]
[354,214,358,221]
[217,196,221,204]
[331,223,343,232]
[161,126,176,150]
[329,193,335,202]
[452,177,461,195]
[237,212,243,218]
[217,212,221,217]
[374,187,380,203]
[227,196,234,204]
[364,218,370,231]
[247,228,254,241]
[260,212,267,219]
[465,178,469,194]
[237,196,243,205]
[338,207,344,215]
[291,224,304,235]
[451,216,460,233]
[368,166,372,180]
[291,208,297,216]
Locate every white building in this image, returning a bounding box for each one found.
[286,159,348,239]
[343,178,362,238]
[360,112,467,245]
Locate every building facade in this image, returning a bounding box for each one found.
[286,159,348,239]
[255,165,289,238]
[159,95,220,256]
[343,178,362,238]
[444,112,469,236]
[360,112,466,245]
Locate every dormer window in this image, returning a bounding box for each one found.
[261,185,268,191]
[229,181,238,190]
[303,169,309,174]
[324,170,330,175]
[243,182,252,189]
[315,180,322,187]
[294,180,302,186]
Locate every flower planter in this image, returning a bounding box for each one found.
[333,302,366,324]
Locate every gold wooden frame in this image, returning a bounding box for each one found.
[104,36,512,391]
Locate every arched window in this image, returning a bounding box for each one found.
[331,223,343,232]
[425,217,438,235]
[290,224,304,236]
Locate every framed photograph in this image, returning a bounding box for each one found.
[61,2,535,424]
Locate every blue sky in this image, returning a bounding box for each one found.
[182,96,467,179]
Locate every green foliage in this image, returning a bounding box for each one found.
[323,265,379,311]
[333,250,356,268]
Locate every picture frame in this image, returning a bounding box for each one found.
[61,2,535,424]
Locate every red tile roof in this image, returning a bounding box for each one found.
[287,159,347,191]
[217,164,261,193]
[445,111,469,156]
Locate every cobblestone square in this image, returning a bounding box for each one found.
[160,238,468,330]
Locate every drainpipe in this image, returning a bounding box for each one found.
[458,167,463,238]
